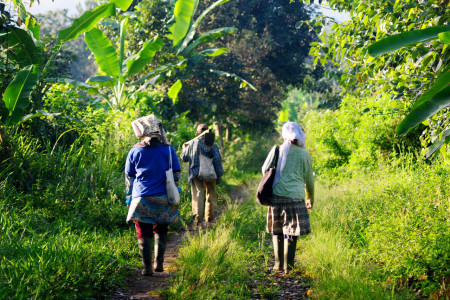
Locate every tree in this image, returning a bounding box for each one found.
[302,0,450,158]
[176,0,320,132]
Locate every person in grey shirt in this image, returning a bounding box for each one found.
[182,124,223,226]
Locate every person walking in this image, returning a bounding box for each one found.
[261,122,314,275]
[181,124,223,227]
[125,114,181,276]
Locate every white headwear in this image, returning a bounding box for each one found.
[273,122,306,187]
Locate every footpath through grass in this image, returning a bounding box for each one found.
[162,156,450,299]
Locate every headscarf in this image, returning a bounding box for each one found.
[131,114,170,146]
[273,122,306,187]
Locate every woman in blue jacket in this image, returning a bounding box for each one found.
[125,114,181,276]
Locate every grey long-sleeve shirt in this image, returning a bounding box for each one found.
[181,137,223,183]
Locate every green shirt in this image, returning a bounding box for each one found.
[262,145,314,202]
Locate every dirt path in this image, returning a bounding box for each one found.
[112,184,311,299]
[112,228,185,299]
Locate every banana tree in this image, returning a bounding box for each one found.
[82,18,164,110]
[1,0,133,127]
[143,0,255,91]
[82,0,253,111]
[166,0,256,90]
[368,25,450,158]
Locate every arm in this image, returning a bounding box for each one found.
[125,174,135,205]
[211,144,224,178]
[171,146,181,185]
[304,154,315,209]
[124,150,136,205]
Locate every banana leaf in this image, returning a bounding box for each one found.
[126,36,164,77]
[3,28,42,65]
[57,3,115,45]
[439,32,450,44]
[119,18,128,76]
[85,28,120,79]
[177,0,229,53]
[425,128,450,159]
[110,0,133,11]
[411,69,450,110]
[169,0,199,47]
[397,86,450,134]
[198,48,229,57]
[86,75,114,87]
[2,65,38,125]
[168,80,182,104]
[368,26,450,57]
[210,70,257,91]
[181,27,236,57]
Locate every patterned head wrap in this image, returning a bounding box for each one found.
[131,114,170,145]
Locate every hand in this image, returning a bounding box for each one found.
[306,200,313,210]
[216,177,221,185]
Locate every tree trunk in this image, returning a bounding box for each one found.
[225,124,232,142]
[213,123,224,151]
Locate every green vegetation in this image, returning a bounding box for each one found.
[1,0,450,299]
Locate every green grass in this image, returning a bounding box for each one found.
[297,158,450,299]
[162,176,278,299]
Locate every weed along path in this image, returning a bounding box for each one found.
[112,182,311,299]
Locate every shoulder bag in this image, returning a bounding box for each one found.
[198,146,217,182]
[255,145,280,206]
[166,146,180,205]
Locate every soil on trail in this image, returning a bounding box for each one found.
[112,184,311,299]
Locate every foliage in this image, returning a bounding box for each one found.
[366,25,450,160]
[303,93,422,177]
[300,159,450,298]
[302,0,450,158]
[174,0,321,131]
[0,0,133,128]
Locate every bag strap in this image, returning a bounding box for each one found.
[168,146,172,169]
[272,145,280,169]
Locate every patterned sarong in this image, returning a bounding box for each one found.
[127,196,178,224]
[266,194,311,236]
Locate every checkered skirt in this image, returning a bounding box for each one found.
[266,194,311,236]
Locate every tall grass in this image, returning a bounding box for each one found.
[163,181,277,299]
[298,156,450,299]
[0,131,138,298]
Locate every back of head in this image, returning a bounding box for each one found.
[282,122,305,148]
[196,124,209,135]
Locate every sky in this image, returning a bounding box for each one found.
[27,0,84,16]
[27,0,350,22]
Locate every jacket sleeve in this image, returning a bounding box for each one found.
[304,153,315,204]
[212,145,224,178]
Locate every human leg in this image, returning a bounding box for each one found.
[191,177,206,224]
[283,236,298,274]
[135,221,154,276]
[153,224,169,272]
[272,234,284,271]
[204,180,217,222]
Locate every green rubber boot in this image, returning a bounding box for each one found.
[283,236,298,274]
[154,233,167,272]
[138,238,152,276]
[272,235,284,271]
